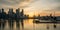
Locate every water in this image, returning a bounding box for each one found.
[0,19,60,30]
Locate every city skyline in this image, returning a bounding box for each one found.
[0,0,60,17]
[0,0,60,30]
[0,8,60,17]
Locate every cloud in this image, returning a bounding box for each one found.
[0,0,60,13]
[0,0,20,5]
[0,0,34,8]
[26,0,60,11]
[44,6,60,11]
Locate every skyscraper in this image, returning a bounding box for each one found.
[21,9,24,16]
[2,8,4,13]
[16,8,20,18]
[20,9,24,18]
[16,8,20,15]
[8,8,13,15]
[8,8,14,18]
[0,9,2,13]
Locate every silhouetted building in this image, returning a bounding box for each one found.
[1,8,7,19]
[8,8,15,18]
[50,13,52,17]
[0,9,2,18]
[8,8,13,15]
[16,8,20,18]
[21,9,24,16]
[0,8,28,19]
[24,15,29,19]
[20,9,24,18]
[2,8,4,13]
[0,9,2,13]
[16,8,20,14]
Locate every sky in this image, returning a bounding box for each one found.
[0,0,60,17]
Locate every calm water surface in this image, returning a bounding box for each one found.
[0,19,60,30]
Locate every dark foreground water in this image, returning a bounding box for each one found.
[0,19,60,30]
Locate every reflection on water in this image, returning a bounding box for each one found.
[0,19,60,30]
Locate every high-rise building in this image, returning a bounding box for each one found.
[8,8,14,18]
[2,8,4,13]
[16,8,21,18]
[8,8,13,15]
[20,9,24,18]
[16,8,20,15]
[0,9,2,13]
[21,9,24,16]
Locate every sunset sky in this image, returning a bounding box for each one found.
[0,0,60,17]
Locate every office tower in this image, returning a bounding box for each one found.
[8,8,13,15]
[1,8,6,19]
[0,9,2,18]
[0,9,2,13]
[2,8,4,13]
[16,8,20,18]
[16,8,20,15]
[8,8,14,18]
[21,9,24,16]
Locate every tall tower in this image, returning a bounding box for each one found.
[16,8,20,18]
[16,8,20,15]
[21,9,24,16]
[8,8,13,15]
[2,8,4,13]
[0,9,2,13]
[20,9,24,18]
